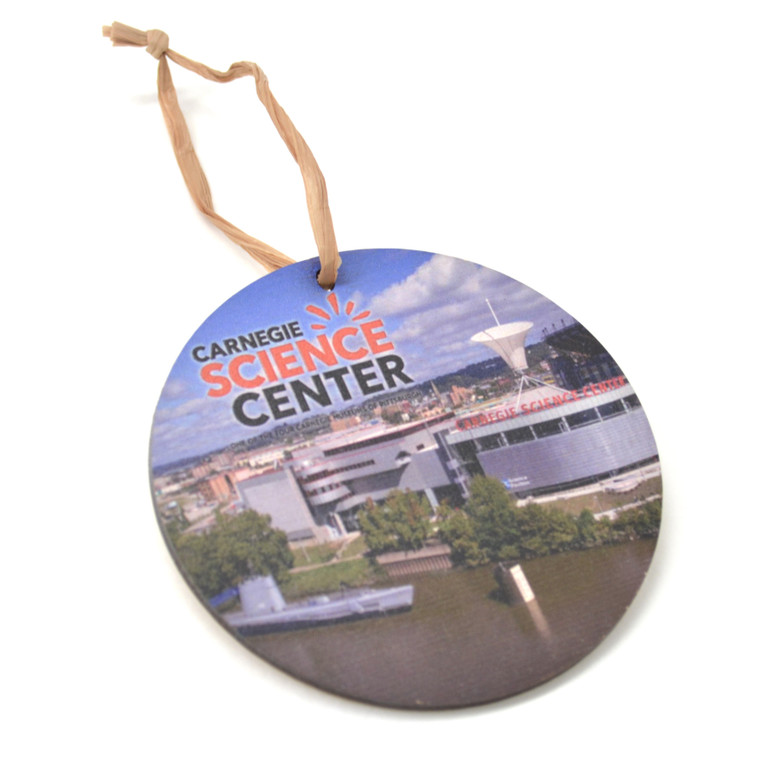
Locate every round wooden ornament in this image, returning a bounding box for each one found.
[105,24,661,709]
[149,249,661,709]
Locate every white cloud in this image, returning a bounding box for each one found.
[153,396,208,425]
[160,378,190,402]
[368,255,570,381]
[151,394,243,465]
[369,256,506,317]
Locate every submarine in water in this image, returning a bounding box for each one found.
[224,576,414,635]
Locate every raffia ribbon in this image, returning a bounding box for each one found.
[103,22,341,287]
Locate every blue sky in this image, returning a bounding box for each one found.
[150,249,571,468]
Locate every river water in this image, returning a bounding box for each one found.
[243,539,657,709]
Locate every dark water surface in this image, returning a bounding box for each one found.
[244,540,656,709]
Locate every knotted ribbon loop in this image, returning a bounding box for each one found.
[145,30,170,59]
[103,22,340,286]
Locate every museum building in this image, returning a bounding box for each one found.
[446,320,659,498]
[236,319,659,543]
[446,382,658,498]
[236,413,468,542]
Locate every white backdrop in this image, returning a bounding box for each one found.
[2,2,758,757]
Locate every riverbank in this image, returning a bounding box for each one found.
[244,538,657,708]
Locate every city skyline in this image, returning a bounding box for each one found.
[151,250,570,468]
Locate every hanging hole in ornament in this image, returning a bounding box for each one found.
[316,269,335,291]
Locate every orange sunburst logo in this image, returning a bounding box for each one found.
[305,292,372,330]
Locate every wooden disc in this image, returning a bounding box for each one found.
[150,249,661,708]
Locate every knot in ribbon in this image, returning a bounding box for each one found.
[145,29,170,59]
[102,22,169,58]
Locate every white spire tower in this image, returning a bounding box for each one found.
[471,304,563,408]
[470,321,534,373]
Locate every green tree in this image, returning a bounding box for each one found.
[576,508,599,548]
[175,510,293,598]
[436,504,486,566]
[515,503,552,557]
[464,476,521,561]
[635,500,662,537]
[175,531,228,598]
[358,490,432,554]
[387,489,431,551]
[594,515,616,545]
[358,498,398,555]
[613,499,662,541]
[543,507,578,554]
[164,513,188,543]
